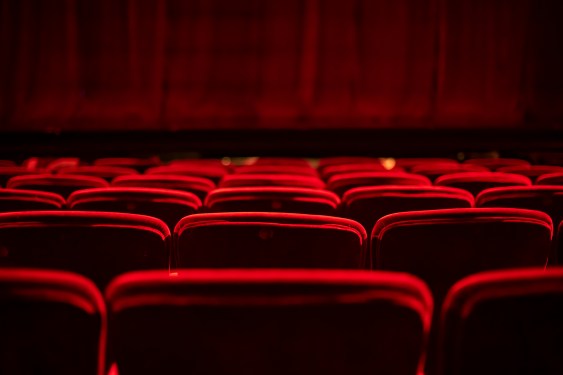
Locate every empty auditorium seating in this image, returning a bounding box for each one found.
[112,174,216,201]
[317,157,383,172]
[234,165,318,176]
[0,211,170,288]
[0,167,38,187]
[0,189,65,212]
[174,212,367,269]
[205,187,340,215]
[410,164,489,181]
[536,172,563,185]
[434,172,531,196]
[68,188,201,229]
[394,158,459,171]
[58,166,139,181]
[106,269,432,375]
[476,186,563,229]
[94,157,161,172]
[327,172,431,196]
[320,162,391,180]
[0,269,105,375]
[146,164,229,184]
[220,174,326,189]
[439,268,563,375]
[497,165,563,182]
[372,208,552,304]
[464,157,531,171]
[341,186,473,233]
[45,158,81,173]
[6,174,109,198]
[250,157,312,167]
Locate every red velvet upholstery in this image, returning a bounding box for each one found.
[372,208,552,304]
[536,172,563,185]
[205,187,340,215]
[58,166,139,181]
[94,158,161,172]
[0,211,170,288]
[106,269,432,375]
[464,158,531,171]
[112,174,215,201]
[174,212,367,269]
[146,165,229,184]
[6,174,109,198]
[439,268,563,375]
[0,189,65,212]
[327,171,431,196]
[68,187,201,229]
[341,186,473,235]
[0,269,105,375]
[394,158,459,171]
[45,158,81,173]
[410,164,489,181]
[0,167,39,187]
[320,162,392,180]
[497,165,563,182]
[234,165,318,176]
[435,172,531,196]
[220,174,326,189]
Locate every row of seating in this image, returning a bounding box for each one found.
[2,267,562,375]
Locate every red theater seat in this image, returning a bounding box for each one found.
[0,160,16,167]
[93,157,161,172]
[234,165,318,176]
[250,157,312,167]
[58,166,139,181]
[205,187,340,215]
[435,172,531,196]
[0,269,105,375]
[497,165,563,182]
[106,269,432,375]
[174,212,367,269]
[146,165,229,184]
[0,167,39,187]
[536,172,563,185]
[68,188,201,229]
[220,174,326,189]
[394,158,459,171]
[320,163,391,181]
[410,164,489,181]
[327,172,431,196]
[439,268,563,375]
[0,189,65,212]
[464,158,531,171]
[7,174,109,198]
[0,211,170,288]
[318,157,383,171]
[372,208,552,304]
[112,174,215,201]
[341,186,473,234]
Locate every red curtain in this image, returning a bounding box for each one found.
[1,0,562,131]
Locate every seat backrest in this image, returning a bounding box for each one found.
[435,172,531,196]
[0,269,105,375]
[320,162,392,180]
[0,211,170,289]
[93,157,161,172]
[317,157,383,172]
[536,172,563,185]
[106,269,432,375]
[58,166,139,181]
[205,187,340,215]
[342,186,473,233]
[7,174,109,198]
[174,212,367,269]
[146,165,229,184]
[0,167,38,187]
[112,174,215,201]
[394,158,459,171]
[497,165,563,181]
[68,188,201,229]
[327,172,431,196]
[410,164,489,182]
[233,165,318,176]
[250,157,312,167]
[464,158,530,171]
[0,189,65,212]
[372,208,552,304]
[439,268,563,375]
[220,174,326,189]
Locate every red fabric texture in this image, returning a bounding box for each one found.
[1,0,562,130]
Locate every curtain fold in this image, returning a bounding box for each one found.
[0,0,561,130]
